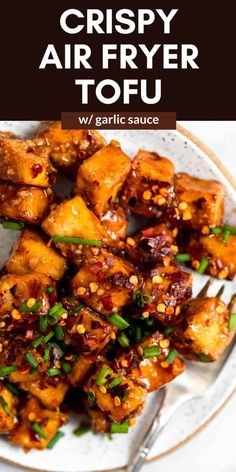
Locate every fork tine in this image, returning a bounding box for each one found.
[228,293,236,311]
[197,278,212,298]
[215,285,225,299]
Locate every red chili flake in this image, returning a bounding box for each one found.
[101,295,113,311]
[31,163,43,178]
[141,227,155,237]
[97,271,106,283]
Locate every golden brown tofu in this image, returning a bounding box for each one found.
[0,382,17,434]
[0,136,56,187]
[84,398,110,433]
[71,249,142,316]
[85,365,146,423]
[101,204,128,246]
[19,378,69,410]
[75,141,131,217]
[42,195,111,264]
[5,229,67,281]
[0,183,53,224]
[10,397,67,450]
[121,150,175,218]
[68,354,96,387]
[175,173,224,230]
[63,304,116,353]
[199,233,236,280]
[36,121,106,173]
[172,297,235,361]
[139,265,192,325]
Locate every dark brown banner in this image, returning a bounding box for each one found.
[61,112,176,129]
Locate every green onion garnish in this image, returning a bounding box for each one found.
[228,312,236,332]
[135,326,142,343]
[20,299,42,313]
[164,326,175,336]
[54,325,64,340]
[0,366,16,377]
[117,333,130,348]
[197,257,209,274]
[0,396,13,416]
[39,315,48,333]
[211,227,223,235]
[43,347,50,362]
[46,287,56,295]
[1,221,24,231]
[48,303,67,323]
[95,366,113,386]
[88,392,95,407]
[145,318,153,327]
[49,303,63,316]
[61,361,72,374]
[52,236,102,247]
[47,431,65,449]
[73,425,91,436]
[71,304,84,316]
[30,335,44,349]
[48,342,64,357]
[43,331,54,343]
[31,422,48,439]
[223,224,236,235]
[109,313,129,330]
[222,230,230,244]
[46,368,61,377]
[25,353,38,368]
[143,346,160,359]
[133,290,153,307]
[108,377,123,389]
[197,353,211,362]
[175,253,191,263]
[166,349,178,364]
[111,421,129,434]
[5,382,21,396]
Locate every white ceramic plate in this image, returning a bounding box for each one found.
[0,122,236,472]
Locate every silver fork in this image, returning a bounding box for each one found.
[127,279,236,472]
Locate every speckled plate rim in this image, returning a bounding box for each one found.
[0,123,236,472]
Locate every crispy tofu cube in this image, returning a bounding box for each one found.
[199,233,236,280]
[75,141,131,217]
[83,398,110,433]
[71,249,142,316]
[85,365,146,423]
[19,378,69,410]
[0,382,17,433]
[140,265,193,325]
[63,304,116,352]
[0,183,53,224]
[121,150,175,218]
[172,297,234,361]
[175,173,224,230]
[101,204,128,246]
[126,223,176,269]
[10,397,67,450]
[0,137,56,187]
[36,121,106,173]
[42,195,111,264]
[68,354,96,387]
[5,229,67,281]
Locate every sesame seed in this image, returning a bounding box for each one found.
[201,226,210,235]
[77,287,86,296]
[76,324,85,334]
[89,282,98,293]
[175,306,181,315]
[157,303,166,313]
[160,339,170,348]
[27,298,36,309]
[114,396,121,407]
[129,275,138,286]
[192,260,200,270]
[156,196,166,206]
[0,322,6,328]
[170,245,178,253]
[99,385,107,394]
[129,418,136,426]
[97,288,105,296]
[159,188,168,197]
[11,309,22,320]
[163,257,170,267]
[178,201,188,211]
[182,210,192,221]
[28,412,36,422]
[152,275,163,284]
[55,360,61,369]
[143,190,152,200]
[127,237,136,247]
[61,312,68,319]
[121,359,128,367]
[142,311,149,318]
[137,346,144,356]
[172,228,178,238]
[160,361,169,368]
[218,269,228,279]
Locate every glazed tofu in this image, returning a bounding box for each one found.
[0,183,53,224]
[63,303,116,352]
[172,297,235,361]
[36,121,106,173]
[0,273,56,319]
[126,223,176,269]
[0,136,56,187]
[101,204,128,246]
[5,229,67,281]
[19,378,69,410]
[0,382,17,434]
[75,141,131,217]
[198,232,236,280]
[42,195,111,264]
[121,150,175,218]
[83,398,110,433]
[68,354,96,387]
[175,173,224,230]
[140,265,193,325]
[10,397,67,450]
[71,249,142,316]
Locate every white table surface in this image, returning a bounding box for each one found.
[0,121,236,472]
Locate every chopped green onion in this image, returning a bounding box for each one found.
[164,326,175,336]
[45,287,56,295]
[71,304,84,316]
[39,315,48,333]
[223,224,236,235]
[43,331,54,343]
[43,347,50,362]
[117,333,130,348]
[211,227,223,235]
[30,335,44,349]
[0,366,16,378]
[25,353,38,368]
[1,221,24,231]
[20,299,42,313]
[61,361,72,374]
[166,349,178,364]
[196,257,209,275]
[31,422,48,439]
[197,353,211,362]
[175,253,191,263]
[109,313,129,330]
[46,368,61,377]
[95,366,113,386]
[222,230,230,244]
[133,290,153,307]
[73,425,91,436]
[111,421,129,434]
[228,312,236,332]
[143,346,160,359]
[47,431,65,449]
[87,391,96,407]
[48,342,64,357]
[0,396,13,416]
[108,377,123,389]
[5,382,21,396]
[49,303,63,316]
[54,325,64,340]
[145,318,153,327]
[48,303,67,324]
[52,236,102,247]
[135,326,142,343]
